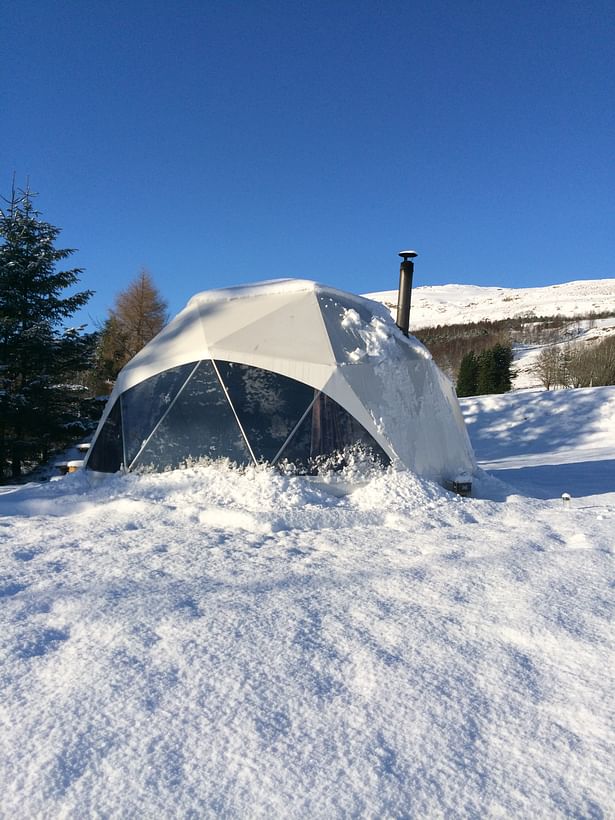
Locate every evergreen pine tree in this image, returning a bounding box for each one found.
[491,343,514,392]
[456,351,479,397]
[476,344,513,395]
[0,185,95,480]
[476,348,495,394]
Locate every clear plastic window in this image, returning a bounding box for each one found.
[215,361,315,463]
[130,360,252,471]
[121,362,196,467]
[87,360,390,476]
[277,391,390,474]
[86,399,123,473]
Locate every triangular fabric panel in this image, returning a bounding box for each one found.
[207,292,334,368]
[116,303,210,394]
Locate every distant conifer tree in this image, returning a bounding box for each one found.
[477,344,513,394]
[0,184,95,480]
[456,351,479,397]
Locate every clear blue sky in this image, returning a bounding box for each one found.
[2,0,614,326]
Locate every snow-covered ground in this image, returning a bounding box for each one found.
[1,387,614,816]
[461,385,615,501]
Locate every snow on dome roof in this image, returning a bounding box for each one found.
[186,278,314,307]
[186,278,392,319]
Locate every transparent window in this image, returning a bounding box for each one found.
[131,360,252,471]
[121,362,196,467]
[86,399,123,473]
[215,361,315,462]
[87,360,390,476]
[277,391,390,473]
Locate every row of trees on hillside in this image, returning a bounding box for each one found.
[414,311,614,383]
[415,323,511,381]
[456,344,514,397]
[533,338,615,390]
[0,185,167,482]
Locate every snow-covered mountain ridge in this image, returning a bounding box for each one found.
[365,278,615,329]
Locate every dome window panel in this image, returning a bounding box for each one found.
[86,399,123,473]
[121,362,197,467]
[130,360,252,472]
[276,390,391,473]
[214,360,315,463]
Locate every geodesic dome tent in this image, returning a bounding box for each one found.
[85,280,475,482]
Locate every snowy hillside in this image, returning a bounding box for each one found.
[1,386,613,816]
[512,315,615,390]
[366,279,615,390]
[365,278,615,329]
[460,385,615,497]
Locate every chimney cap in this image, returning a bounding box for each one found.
[398,249,418,260]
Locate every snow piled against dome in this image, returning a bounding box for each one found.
[323,300,474,478]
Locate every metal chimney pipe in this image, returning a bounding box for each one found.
[396,250,418,336]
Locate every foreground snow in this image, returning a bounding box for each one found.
[1,389,614,816]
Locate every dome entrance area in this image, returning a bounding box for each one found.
[87,359,390,474]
